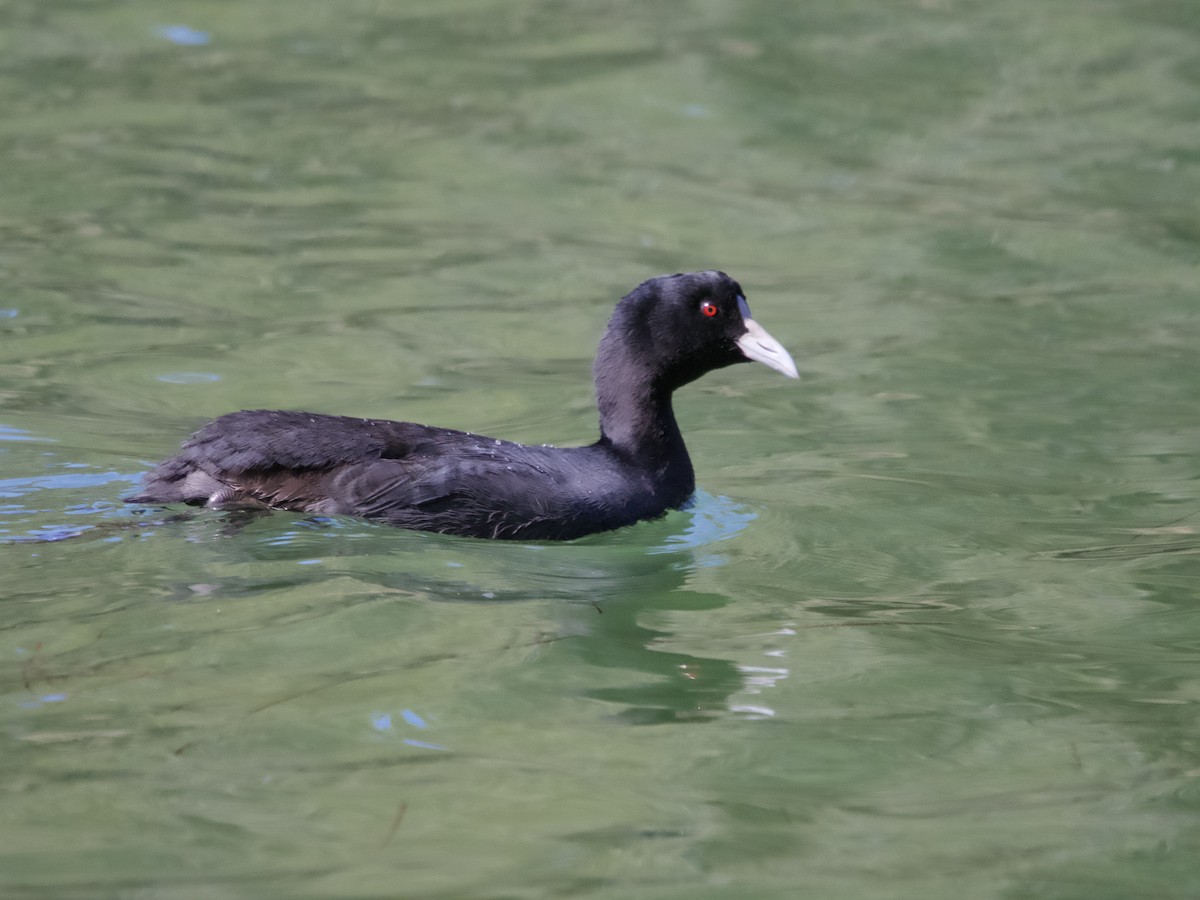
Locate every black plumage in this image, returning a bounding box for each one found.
[127,270,797,540]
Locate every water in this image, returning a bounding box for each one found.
[3,0,1200,896]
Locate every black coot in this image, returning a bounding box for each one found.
[127,271,797,540]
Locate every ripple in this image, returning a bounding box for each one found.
[1044,540,1200,561]
[0,470,139,499]
[649,491,758,560]
[156,372,222,384]
[0,424,45,443]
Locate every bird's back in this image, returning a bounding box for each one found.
[129,409,688,540]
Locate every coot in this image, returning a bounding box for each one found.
[128,270,797,540]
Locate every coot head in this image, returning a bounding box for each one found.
[596,270,797,394]
[591,270,796,457]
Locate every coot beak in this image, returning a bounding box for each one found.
[736,315,799,379]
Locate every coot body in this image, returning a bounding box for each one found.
[128,271,797,540]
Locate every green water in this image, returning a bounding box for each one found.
[3,0,1200,896]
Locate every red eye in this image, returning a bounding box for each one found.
[700,301,719,318]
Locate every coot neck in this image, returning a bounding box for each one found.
[596,380,686,459]
[592,342,691,477]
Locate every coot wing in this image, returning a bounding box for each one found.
[132,409,579,537]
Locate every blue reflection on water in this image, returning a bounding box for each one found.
[0,424,43,442]
[19,693,68,709]
[5,524,94,543]
[155,25,211,46]
[0,470,140,499]
[373,708,445,749]
[649,490,757,564]
[0,462,146,543]
[400,708,429,729]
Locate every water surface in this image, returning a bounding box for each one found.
[2,1,1200,897]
